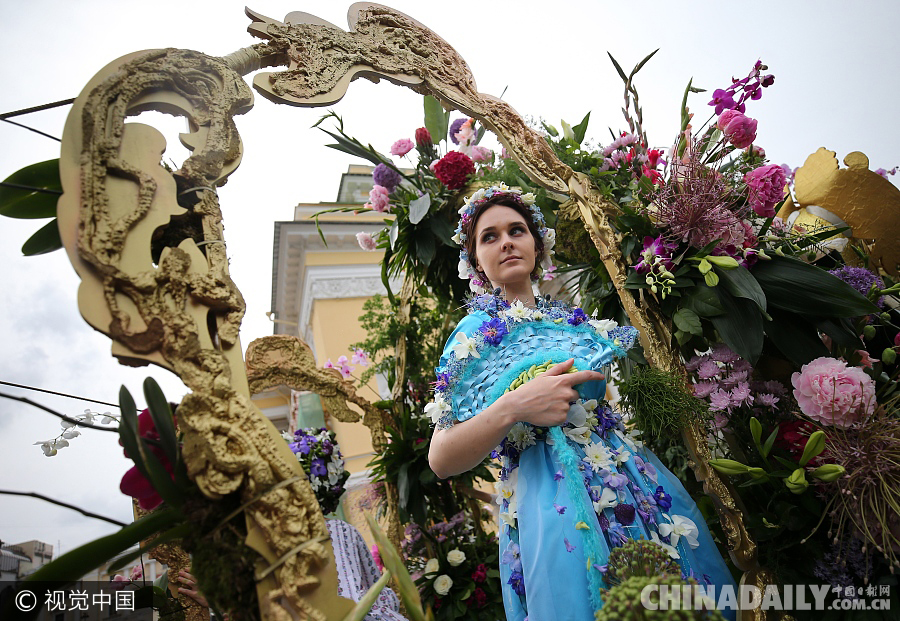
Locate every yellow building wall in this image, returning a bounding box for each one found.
[309,296,382,475]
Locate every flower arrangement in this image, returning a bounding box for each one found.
[284,427,349,515]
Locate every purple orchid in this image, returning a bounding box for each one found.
[634,235,676,275]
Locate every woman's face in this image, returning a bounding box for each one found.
[473,205,538,289]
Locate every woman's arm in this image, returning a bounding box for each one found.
[428,359,604,478]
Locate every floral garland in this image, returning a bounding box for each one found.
[283,427,349,515]
[451,184,557,292]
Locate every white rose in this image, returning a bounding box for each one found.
[446,549,466,567]
[433,574,453,596]
[424,558,440,574]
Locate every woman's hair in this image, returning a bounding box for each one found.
[462,193,545,285]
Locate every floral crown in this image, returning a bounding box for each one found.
[451,183,556,291]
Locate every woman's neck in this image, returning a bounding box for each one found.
[495,283,535,308]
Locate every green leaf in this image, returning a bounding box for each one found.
[762,425,779,459]
[365,514,426,621]
[716,266,766,312]
[415,233,436,267]
[428,215,455,246]
[21,218,62,255]
[814,317,862,348]
[631,49,659,78]
[681,285,725,317]
[673,307,702,336]
[607,52,628,83]
[624,269,649,289]
[709,286,764,364]
[572,111,591,145]
[340,569,393,621]
[142,378,178,471]
[752,255,879,317]
[773,455,798,470]
[750,417,762,447]
[764,308,830,366]
[397,463,410,510]
[25,508,180,584]
[423,96,448,144]
[408,193,431,225]
[0,159,61,219]
[108,523,191,572]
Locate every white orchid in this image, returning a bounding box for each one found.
[424,395,452,424]
[658,514,700,549]
[613,449,632,467]
[650,531,681,559]
[566,402,589,427]
[564,425,592,445]
[452,331,480,359]
[592,486,620,512]
[619,428,644,452]
[588,318,617,338]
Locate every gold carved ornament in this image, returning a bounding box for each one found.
[57,48,353,620]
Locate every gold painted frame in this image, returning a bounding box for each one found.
[57,4,767,619]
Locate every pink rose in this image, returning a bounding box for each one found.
[717,109,757,149]
[365,185,391,213]
[791,356,876,427]
[743,164,787,218]
[356,232,377,251]
[390,138,414,157]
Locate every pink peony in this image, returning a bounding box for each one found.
[717,109,758,149]
[791,357,876,427]
[390,138,414,157]
[744,164,786,218]
[365,185,391,213]
[356,232,377,251]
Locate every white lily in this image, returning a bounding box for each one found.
[658,514,700,549]
[452,331,480,359]
[588,318,617,338]
[650,531,681,559]
[424,395,452,424]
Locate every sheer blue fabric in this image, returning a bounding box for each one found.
[434,302,737,620]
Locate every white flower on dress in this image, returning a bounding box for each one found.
[507,300,532,322]
[531,310,544,321]
[583,442,613,470]
[650,531,681,559]
[619,428,644,452]
[424,558,440,574]
[592,486,620,512]
[658,514,700,549]
[564,426,592,445]
[567,402,589,427]
[507,422,536,450]
[452,331,480,359]
[447,549,466,566]
[588,318,618,338]
[458,258,470,280]
[424,395,451,424]
[613,449,632,467]
[451,230,463,245]
[433,574,453,596]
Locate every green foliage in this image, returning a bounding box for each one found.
[618,367,708,439]
[597,575,725,621]
[0,158,64,254]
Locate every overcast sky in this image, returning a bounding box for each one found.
[1,0,898,555]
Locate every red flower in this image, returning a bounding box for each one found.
[119,409,175,510]
[415,127,432,146]
[774,420,827,466]
[465,587,488,609]
[472,563,487,583]
[434,151,475,190]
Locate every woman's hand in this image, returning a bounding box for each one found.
[177,569,209,608]
[501,358,605,427]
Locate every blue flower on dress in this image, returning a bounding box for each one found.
[653,486,673,511]
[554,503,567,515]
[480,317,509,345]
[568,308,589,325]
[553,469,564,481]
[432,371,451,393]
[291,436,313,455]
[613,503,636,526]
[508,570,526,596]
[564,538,575,553]
[607,521,628,546]
[501,541,522,573]
[310,457,327,477]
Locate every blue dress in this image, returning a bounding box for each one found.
[429,295,736,620]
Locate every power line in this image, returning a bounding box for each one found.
[0,391,119,432]
[0,98,75,120]
[0,380,118,408]
[1,117,61,142]
[0,490,127,527]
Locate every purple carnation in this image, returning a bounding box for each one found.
[449,118,467,145]
[480,317,508,345]
[828,266,885,308]
[372,163,402,192]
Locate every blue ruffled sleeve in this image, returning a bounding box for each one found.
[432,311,490,431]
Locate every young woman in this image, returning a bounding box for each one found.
[427,185,735,620]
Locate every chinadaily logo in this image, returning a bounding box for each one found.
[639,584,893,613]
